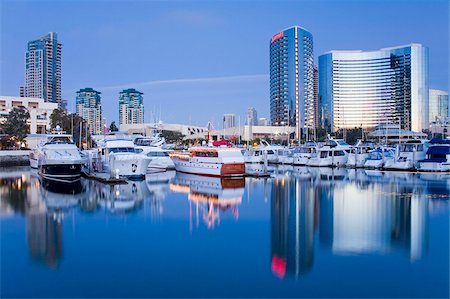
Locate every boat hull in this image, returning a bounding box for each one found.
[109,154,151,179]
[39,164,82,182]
[418,162,450,172]
[308,157,347,167]
[173,160,245,177]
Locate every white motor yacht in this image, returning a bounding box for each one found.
[418,139,450,172]
[307,138,351,167]
[293,141,317,165]
[29,127,86,182]
[243,140,284,164]
[278,148,295,165]
[346,140,375,168]
[363,147,395,169]
[384,140,429,171]
[134,139,175,171]
[89,137,151,179]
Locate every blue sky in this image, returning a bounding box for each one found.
[1,0,448,128]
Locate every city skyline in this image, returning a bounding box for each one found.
[1,0,448,127]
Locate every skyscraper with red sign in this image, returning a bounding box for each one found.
[270,26,314,140]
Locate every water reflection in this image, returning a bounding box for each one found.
[269,168,446,280]
[170,173,245,229]
[0,166,448,279]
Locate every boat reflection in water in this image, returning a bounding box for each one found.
[170,173,245,229]
[270,168,442,280]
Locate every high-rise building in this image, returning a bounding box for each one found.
[25,32,62,106]
[119,88,144,125]
[319,44,429,132]
[246,107,258,126]
[429,89,449,123]
[223,113,236,129]
[270,26,314,139]
[313,65,319,129]
[76,88,102,135]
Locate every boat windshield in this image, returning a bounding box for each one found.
[134,139,153,146]
[45,136,73,144]
[368,151,382,160]
[400,144,423,152]
[147,151,169,157]
[108,147,136,153]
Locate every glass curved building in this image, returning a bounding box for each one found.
[270,26,314,139]
[429,89,449,123]
[319,44,428,132]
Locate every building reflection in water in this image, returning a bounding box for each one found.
[271,168,434,279]
[170,173,245,230]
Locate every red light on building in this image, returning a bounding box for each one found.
[271,32,284,43]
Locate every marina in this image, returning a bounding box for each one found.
[1,165,448,298]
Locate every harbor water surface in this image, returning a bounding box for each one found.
[1,166,449,298]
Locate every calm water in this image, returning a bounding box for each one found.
[1,166,449,298]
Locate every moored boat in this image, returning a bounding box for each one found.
[384,139,429,171]
[30,127,86,182]
[170,147,245,177]
[307,138,350,167]
[293,141,317,165]
[346,140,375,168]
[418,139,450,172]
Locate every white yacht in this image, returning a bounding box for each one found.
[346,140,375,168]
[307,138,351,167]
[418,139,450,172]
[89,137,151,179]
[29,127,86,182]
[277,148,295,165]
[243,140,284,164]
[384,139,429,171]
[293,141,317,165]
[134,138,175,171]
[363,147,395,169]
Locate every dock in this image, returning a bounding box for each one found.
[81,170,128,184]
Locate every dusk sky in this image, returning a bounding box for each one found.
[1,0,448,128]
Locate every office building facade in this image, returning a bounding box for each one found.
[119,89,144,125]
[270,26,314,139]
[429,89,449,123]
[223,113,236,129]
[246,107,258,126]
[319,44,429,132]
[76,88,102,135]
[25,32,62,106]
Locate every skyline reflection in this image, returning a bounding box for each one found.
[269,168,439,280]
[0,167,447,276]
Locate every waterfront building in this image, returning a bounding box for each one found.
[319,44,429,132]
[119,89,144,125]
[270,26,315,139]
[119,122,207,140]
[24,32,62,106]
[246,107,258,126]
[223,113,236,129]
[75,88,102,135]
[0,96,58,134]
[429,89,449,123]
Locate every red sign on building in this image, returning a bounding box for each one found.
[271,32,284,43]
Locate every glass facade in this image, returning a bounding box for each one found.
[319,44,429,132]
[270,26,314,139]
[25,32,62,106]
[429,89,449,123]
[76,88,102,135]
[119,89,144,125]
